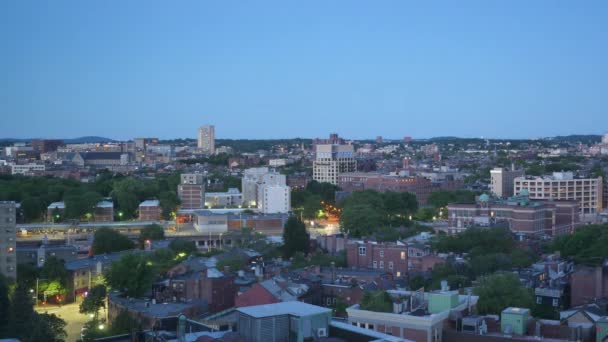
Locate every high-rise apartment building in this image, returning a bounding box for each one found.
[313,144,356,185]
[178,173,205,209]
[0,202,17,279]
[197,125,215,155]
[514,172,603,220]
[490,166,525,198]
[241,167,290,213]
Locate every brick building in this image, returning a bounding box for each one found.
[570,265,608,307]
[139,200,162,221]
[94,200,114,222]
[178,173,205,209]
[155,268,237,314]
[338,172,433,205]
[346,241,410,278]
[447,192,579,236]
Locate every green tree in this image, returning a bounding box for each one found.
[168,239,197,255]
[340,204,384,237]
[158,191,180,220]
[547,224,608,265]
[21,197,43,221]
[80,318,111,341]
[0,274,10,337]
[79,285,107,317]
[39,256,70,300]
[216,258,246,272]
[105,253,155,297]
[138,224,165,247]
[302,194,323,219]
[109,309,139,335]
[283,216,310,258]
[360,291,393,313]
[474,273,534,315]
[92,228,135,255]
[306,181,338,204]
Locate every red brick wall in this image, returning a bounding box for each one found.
[346,242,408,276]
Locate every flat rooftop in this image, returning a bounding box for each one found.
[237,301,331,318]
[140,200,160,207]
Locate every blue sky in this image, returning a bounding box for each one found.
[1,1,607,140]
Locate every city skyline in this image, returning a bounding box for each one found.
[2,1,607,140]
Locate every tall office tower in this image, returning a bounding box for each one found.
[0,202,16,279]
[241,167,290,213]
[313,143,356,185]
[602,132,608,144]
[198,125,215,155]
[490,166,525,198]
[178,173,205,209]
[514,172,603,221]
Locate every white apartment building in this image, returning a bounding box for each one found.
[490,166,524,198]
[197,125,215,155]
[10,163,46,175]
[0,202,17,279]
[313,144,356,185]
[241,167,290,213]
[257,184,291,214]
[514,172,603,219]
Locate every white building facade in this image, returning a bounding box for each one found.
[313,144,356,185]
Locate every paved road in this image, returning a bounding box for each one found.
[35,302,94,341]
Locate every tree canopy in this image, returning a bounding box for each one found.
[79,285,107,317]
[138,224,165,247]
[360,291,393,313]
[474,273,534,315]
[105,253,155,297]
[92,227,135,255]
[547,224,608,265]
[0,172,182,222]
[339,190,418,237]
[283,216,310,258]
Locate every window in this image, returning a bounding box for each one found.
[536,297,542,304]
[367,324,374,330]
[552,298,559,307]
[358,247,366,256]
[400,251,406,260]
[373,261,377,269]
[379,261,384,269]
[388,261,394,270]
[380,250,384,258]
[396,271,401,277]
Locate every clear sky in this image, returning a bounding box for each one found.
[1,1,607,140]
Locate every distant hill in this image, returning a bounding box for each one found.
[63,136,116,144]
[0,136,116,144]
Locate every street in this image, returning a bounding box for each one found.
[35,302,92,342]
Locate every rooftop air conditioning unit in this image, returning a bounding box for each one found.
[317,328,327,337]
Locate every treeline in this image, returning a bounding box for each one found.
[547,224,608,265]
[291,181,339,219]
[411,228,535,290]
[0,171,181,222]
[339,190,418,238]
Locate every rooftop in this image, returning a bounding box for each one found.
[48,201,65,209]
[237,301,331,318]
[97,200,114,208]
[503,307,530,315]
[140,200,160,207]
[109,292,207,318]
